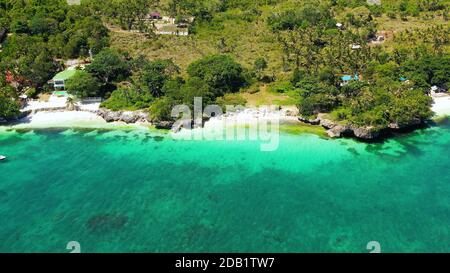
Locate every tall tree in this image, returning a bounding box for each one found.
[110,0,160,30]
[0,86,20,120]
[65,71,101,98]
[86,49,130,84]
[187,55,246,96]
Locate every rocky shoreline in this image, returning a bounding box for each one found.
[0,110,32,124]
[93,107,298,131]
[95,109,151,124]
[298,113,425,140]
[94,108,177,129]
[3,107,430,140]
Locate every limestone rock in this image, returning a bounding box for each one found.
[154,120,174,129]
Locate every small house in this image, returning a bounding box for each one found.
[150,12,162,20]
[155,24,189,36]
[340,74,359,86]
[49,69,77,91]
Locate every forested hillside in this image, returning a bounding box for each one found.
[1,0,449,130]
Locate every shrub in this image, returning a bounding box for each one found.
[216,93,247,111]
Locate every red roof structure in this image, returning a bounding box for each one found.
[150,12,162,19]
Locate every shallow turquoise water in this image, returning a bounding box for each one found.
[0,123,449,253]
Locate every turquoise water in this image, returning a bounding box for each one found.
[0,123,449,253]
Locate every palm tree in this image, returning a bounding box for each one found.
[66,96,78,111]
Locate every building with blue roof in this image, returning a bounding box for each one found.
[340,74,359,85]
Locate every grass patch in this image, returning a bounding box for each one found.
[279,123,327,137]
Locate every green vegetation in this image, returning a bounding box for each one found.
[65,70,101,98]
[100,53,247,120]
[1,0,449,130]
[216,93,247,111]
[0,85,20,120]
[279,123,327,137]
[0,0,109,119]
[187,54,248,96]
[86,49,131,84]
[263,0,449,129]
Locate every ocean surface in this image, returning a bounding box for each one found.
[0,122,449,253]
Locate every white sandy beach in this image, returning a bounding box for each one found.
[5,111,147,130]
[13,111,108,129]
[432,94,450,117]
[172,107,299,140]
[204,107,299,128]
[2,95,448,132]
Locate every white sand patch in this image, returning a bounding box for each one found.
[173,107,299,139]
[432,95,450,117]
[24,97,101,112]
[24,96,67,111]
[78,102,101,111]
[5,111,148,131]
[206,107,299,127]
[14,111,107,129]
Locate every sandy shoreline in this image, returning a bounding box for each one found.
[2,111,150,130]
[431,94,450,117]
[1,96,449,132]
[2,107,300,130]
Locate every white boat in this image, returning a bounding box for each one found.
[0,155,6,161]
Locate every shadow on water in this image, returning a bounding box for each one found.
[86,213,128,234]
[153,136,165,142]
[7,128,34,134]
[338,120,450,146]
[346,147,360,156]
[361,120,450,158]
[72,128,113,135]
[0,190,8,202]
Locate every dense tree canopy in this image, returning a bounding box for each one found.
[187,54,247,96]
[0,0,109,96]
[136,59,180,98]
[65,70,101,98]
[86,49,131,84]
[1,0,448,128]
[0,85,20,120]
